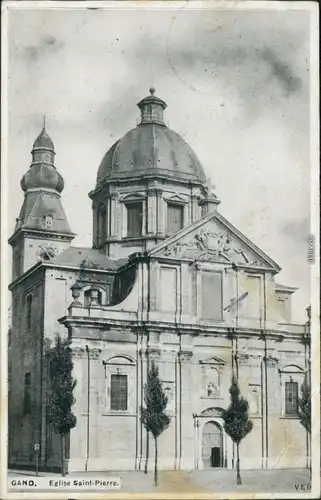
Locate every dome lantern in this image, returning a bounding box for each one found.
[137,87,167,126]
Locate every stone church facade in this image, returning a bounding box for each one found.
[8,89,310,473]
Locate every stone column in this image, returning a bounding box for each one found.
[178,349,194,469]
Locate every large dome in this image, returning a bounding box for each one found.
[96,89,206,187]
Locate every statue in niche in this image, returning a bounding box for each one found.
[249,386,260,415]
[206,367,220,398]
[163,382,175,410]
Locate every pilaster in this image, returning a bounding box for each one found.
[191,195,200,223]
[110,192,118,237]
[156,189,164,236]
[147,189,157,234]
[178,349,194,469]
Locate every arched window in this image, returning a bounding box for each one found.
[279,364,305,417]
[26,295,32,330]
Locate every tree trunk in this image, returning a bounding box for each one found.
[61,434,66,477]
[144,433,149,474]
[154,436,158,486]
[236,443,241,485]
[309,432,312,481]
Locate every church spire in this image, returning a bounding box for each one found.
[137,87,167,125]
[9,123,75,280]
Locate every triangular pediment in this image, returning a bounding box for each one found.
[165,193,187,203]
[150,211,280,272]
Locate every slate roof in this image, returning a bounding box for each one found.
[52,246,128,270]
[96,90,206,187]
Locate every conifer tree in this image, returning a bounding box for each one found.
[46,335,77,476]
[222,376,253,485]
[298,378,311,477]
[141,360,170,486]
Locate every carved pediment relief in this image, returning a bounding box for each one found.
[200,407,224,417]
[163,228,263,266]
[150,212,280,271]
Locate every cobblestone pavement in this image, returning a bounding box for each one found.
[8,468,312,495]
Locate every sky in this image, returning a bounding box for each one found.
[6,3,313,322]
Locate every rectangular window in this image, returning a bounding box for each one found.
[110,374,128,411]
[285,381,299,416]
[167,203,184,235]
[201,271,223,321]
[23,372,31,414]
[126,202,143,237]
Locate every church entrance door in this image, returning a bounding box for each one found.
[202,421,223,468]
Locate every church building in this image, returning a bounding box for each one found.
[8,89,310,473]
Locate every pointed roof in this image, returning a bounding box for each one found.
[15,191,73,234]
[32,125,55,151]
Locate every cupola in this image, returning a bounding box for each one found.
[21,123,64,193]
[137,87,167,125]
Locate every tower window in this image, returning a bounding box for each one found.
[284,381,299,416]
[84,289,102,307]
[126,202,143,237]
[167,203,184,235]
[44,214,53,230]
[26,295,32,330]
[110,374,128,411]
[23,372,31,414]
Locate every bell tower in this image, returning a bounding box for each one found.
[8,123,75,281]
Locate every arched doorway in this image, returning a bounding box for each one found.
[202,421,223,468]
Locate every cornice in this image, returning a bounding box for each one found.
[58,315,307,342]
[8,228,76,245]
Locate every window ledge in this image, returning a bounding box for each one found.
[280,415,299,419]
[102,411,136,417]
[201,396,224,400]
